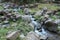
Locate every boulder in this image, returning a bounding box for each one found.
[47,30,60,40]
[24,31,40,40]
[46,11,52,15]
[35,10,43,16]
[6,30,20,40]
[3,21,9,24]
[44,20,58,33]
[24,8,31,15]
[22,15,32,22]
[46,10,58,16]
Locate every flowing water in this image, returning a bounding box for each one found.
[30,14,60,40]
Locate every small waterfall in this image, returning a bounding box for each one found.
[35,27,48,39]
[30,15,47,35]
[35,27,47,36]
[27,14,48,39]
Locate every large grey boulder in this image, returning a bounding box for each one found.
[24,31,40,40]
[6,30,20,40]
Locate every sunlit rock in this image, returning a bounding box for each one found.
[20,34,25,39]
[6,30,20,40]
[24,31,40,40]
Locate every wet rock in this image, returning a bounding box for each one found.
[35,28,48,40]
[44,20,58,33]
[31,20,41,31]
[46,30,60,40]
[6,30,20,40]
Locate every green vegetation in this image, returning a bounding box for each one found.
[0,3,60,40]
[0,6,3,10]
[38,4,60,10]
[0,5,33,40]
[0,18,33,40]
[31,4,60,12]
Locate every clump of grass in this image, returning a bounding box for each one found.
[38,4,60,10]
[0,6,4,10]
[18,9,24,15]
